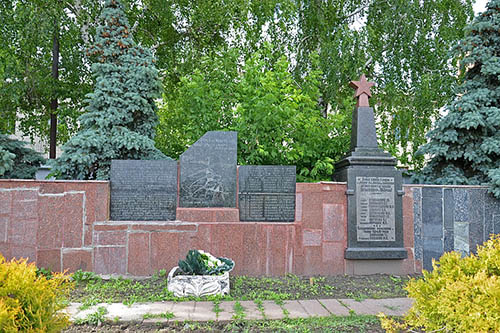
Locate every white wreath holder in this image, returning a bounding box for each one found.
[167,266,232,297]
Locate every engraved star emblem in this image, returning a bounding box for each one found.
[349,74,375,107]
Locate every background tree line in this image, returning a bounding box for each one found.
[0,0,475,181]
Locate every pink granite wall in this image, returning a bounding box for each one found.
[0,180,419,276]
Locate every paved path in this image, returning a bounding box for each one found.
[67,298,413,323]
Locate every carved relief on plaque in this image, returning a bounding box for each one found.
[355,176,395,241]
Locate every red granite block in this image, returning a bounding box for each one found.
[285,226,297,274]
[94,230,127,246]
[37,249,61,272]
[215,209,239,222]
[10,219,37,246]
[131,224,197,232]
[95,183,110,221]
[401,248,416,275]
[296,183,322,193]
[301,192,323,229]
[94,246,126,275]
[84,185,97,224]
[415,259,423,273]
[177,232,199,262]
[63,193,84,248]
[10,245,36,263]
[295,193,303,222]
[321,186,347,205]
[214,224,244,273]
[37,195,63,249]
[403,193,414,248]
[39,183,65,194]
[194,224,214,254]
[0,242,10,259]
[128,233,152,276]
[84,224,92,247]
[240,223,259,275]
[321,242,345,275]
[12,190,38,220]
[303,229,322,247]
[151,232,179,272]
[294,223,304,256]
[0,214,8,243]
[0,191,11,214]
[304,246,323,274]
[93,224,128,231]
[323,204,346,242]
[63,249,92,273]
[270,225,287,276]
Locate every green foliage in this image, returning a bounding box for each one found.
[72,270,101,284]
[0,134,45,179]
[416,1,500,197]
[157,45,346,181]
[74,306,108,326]
[178,250,234,276]
[51,0,166,180]
[380,234,500,332]
[0,254,73,332]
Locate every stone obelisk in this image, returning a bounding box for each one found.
[333,74,407,260]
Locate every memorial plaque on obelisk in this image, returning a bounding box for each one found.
[332,74,406,259]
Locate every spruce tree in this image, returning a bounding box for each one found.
[51,0,166,180]
[416,0,500,198]
[0,134,45,179]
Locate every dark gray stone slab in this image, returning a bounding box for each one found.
[179,131,237,208]
[453,188,469,222]
[494,214,500,234]
[350,106,379,151]
[423,237,443,271]
[443,189,454,253]
[468,189,485,254]
[485,192,500,238]
[412,187,423,261]
[454,222,469,256]
[238,165,296,222]
[110,160,178,221]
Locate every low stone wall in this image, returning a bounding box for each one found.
[3,180,497,276]
[0,180,422,276]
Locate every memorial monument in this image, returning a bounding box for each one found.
[332,74,407,259]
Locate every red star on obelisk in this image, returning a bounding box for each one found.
[349,74,375,107]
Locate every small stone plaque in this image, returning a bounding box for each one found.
[239,166,296,222]
[180,131,237,207]
[355,176,395,241]
[110,160,177,221]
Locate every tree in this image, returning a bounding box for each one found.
[0,134,45,179]
[0,0,95,154]
[51,0,166,180]
[156,44,346,181]
[415,0,500,197]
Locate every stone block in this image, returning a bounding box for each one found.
[94,247,126,275]
[110,159,178,221]
[63,193,84,248]
[0,191,11,214]
[303,229,322,247]
[180,131,237,208]
[453,188,469,222]
[63,249,92,272]
[454,222,469,256]
[10,244,36,262]
[468,189,485,254]
[412,187,423,261]
[0,214,8,243]
[151,232,179,272]
[128,233,151,276]
[323,204,345,242]
[10,219,37,246]
[94,230,127,246]
[37,249,61,272]
[322,242,345,275]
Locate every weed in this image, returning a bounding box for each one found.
[74,306,108,326]
[232,301,246,320]
[142,311,175,320]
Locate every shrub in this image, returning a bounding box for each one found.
[0,254,73,332]
[380,234,500,332]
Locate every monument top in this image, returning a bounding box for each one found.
[349,74,374,107]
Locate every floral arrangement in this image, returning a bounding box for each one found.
[178,250,234,276]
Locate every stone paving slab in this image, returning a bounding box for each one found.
[171,301,195,321]
[282,300,309,318]
[261,300,284,319]
[319,299,350,316]
[240,300,265,320]
[68,298,412,323]
[298,299,330,317]
[217,300,236,321]
[340,298,413,316]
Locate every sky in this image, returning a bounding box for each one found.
[474,0,488,14]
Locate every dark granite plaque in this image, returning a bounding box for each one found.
[238,166,296,222]
[110,160,178,221]
[180,131,237,207]
[355,177,395,241]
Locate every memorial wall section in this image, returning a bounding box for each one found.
[1,179,499,276]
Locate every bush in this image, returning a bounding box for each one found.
[380,234,500,332]
[0,254,73,332]
[0,134,45,179]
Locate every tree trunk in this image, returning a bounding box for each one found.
[50,20,59,159]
